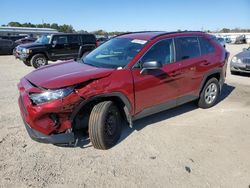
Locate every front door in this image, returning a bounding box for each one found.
[132,38,183,115]
[50,35,71,60]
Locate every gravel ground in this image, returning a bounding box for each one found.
[0,44,250,188]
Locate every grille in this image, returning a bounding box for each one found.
[242,58,250,64]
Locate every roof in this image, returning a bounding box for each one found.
[117,31,205,40]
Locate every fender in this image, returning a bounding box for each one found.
[198,68,224,94]
[70,92,133,126]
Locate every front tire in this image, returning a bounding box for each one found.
[31,54,48,69]
[197,78,220,109]
[89,101,122,150]
[23,60,31,66]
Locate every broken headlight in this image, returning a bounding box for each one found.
[30,87,74,104]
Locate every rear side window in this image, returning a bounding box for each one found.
[141,39,174,65]
[175,37,200,61]
[82,35,96,44]
[68,35,79,44]
[199,37,215,55]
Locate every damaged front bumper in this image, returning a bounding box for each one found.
[18,78,82,144]
[23,117,75,144]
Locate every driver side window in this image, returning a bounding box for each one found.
[141,38,174,65]
[52,36,68,44]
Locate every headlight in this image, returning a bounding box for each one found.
[30,87,74,104]
[237,58,242,63]
[21,48,32,54]
[231,56,237,63]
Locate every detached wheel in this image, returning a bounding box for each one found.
[89,101,122,150]
[198,78,220,109]
[31,54,48,69]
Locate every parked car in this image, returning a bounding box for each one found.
[230,47,250,74]
[235,35,246,44]
[96,37,108,46]
[18,31,229,150]
[15,37,37,45]
[225,37,232,43]
[216,37,226,48]
[14,33,97,68]
[0,35,26,42]
[0,39,17,55]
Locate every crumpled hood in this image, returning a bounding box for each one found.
[25,60,114,89]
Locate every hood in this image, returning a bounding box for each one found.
[25,60,114,89]
[235,50,250,58]
[18,42,45,49]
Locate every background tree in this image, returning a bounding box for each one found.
[3,22,75,33]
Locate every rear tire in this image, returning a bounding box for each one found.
[89,101,122,150]
[197,78,220,109]
[31,54,48,69]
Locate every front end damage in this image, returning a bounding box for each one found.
[18,77,84,144]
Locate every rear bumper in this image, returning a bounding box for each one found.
[23,116,75,144]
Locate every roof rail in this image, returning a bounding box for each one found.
[150,31,204,40]
[113,30,204,40]
[114,31,164,38]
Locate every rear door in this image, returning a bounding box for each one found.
[174,36,204,101]
[68,35,81,58]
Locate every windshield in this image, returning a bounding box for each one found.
[82,38,147,69]
[35,35,51,44]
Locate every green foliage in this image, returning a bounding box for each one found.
[220,28,250,33]
[5,22,75,33]
[91,29,128,36]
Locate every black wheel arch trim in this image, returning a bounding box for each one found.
[199,68,224,94]
[70,92,133,124]
[30,51,50,60]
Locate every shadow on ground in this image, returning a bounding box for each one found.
[58,83,235,149]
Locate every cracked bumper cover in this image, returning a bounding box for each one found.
[23,117,75,144]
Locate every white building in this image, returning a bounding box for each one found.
[0,26,58,37]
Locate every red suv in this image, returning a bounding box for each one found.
[18,31,229,150]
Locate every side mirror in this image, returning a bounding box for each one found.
[140,61,162,75]
[52,40,57,47]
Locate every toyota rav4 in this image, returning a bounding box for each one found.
[18,31,229,150]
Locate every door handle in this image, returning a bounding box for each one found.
[170,71,181,77]
[201,60,212,66]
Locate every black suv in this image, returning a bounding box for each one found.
[15,33,97,68]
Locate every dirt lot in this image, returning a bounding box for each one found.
[0,44,250,188]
